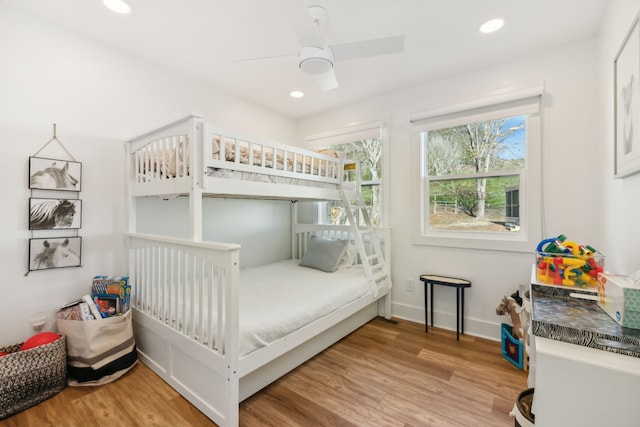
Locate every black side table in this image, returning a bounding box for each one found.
[419,275,472,340]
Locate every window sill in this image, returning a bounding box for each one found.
[412,231,535,253]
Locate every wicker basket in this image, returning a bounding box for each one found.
[0,335,67,420]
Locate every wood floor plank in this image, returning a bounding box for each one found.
[334,335,455,382]
[0,318,527,426]
[417,348,524,397]
[278,366,402,426]
[321,346,499,425]
[288,356,388,407]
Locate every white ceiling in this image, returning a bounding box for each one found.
[3,0,609,119]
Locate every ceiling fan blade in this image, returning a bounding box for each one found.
[331,35,405,62]
[235,53,297,64]
[277,0,324,48]
[318,69,338,91]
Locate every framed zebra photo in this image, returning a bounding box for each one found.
[29,156,82,191]
[29,198,82,230]
[28,236,82,271]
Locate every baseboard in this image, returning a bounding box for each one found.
[391,301,501,342]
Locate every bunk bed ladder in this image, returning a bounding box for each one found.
[340,188,391,295]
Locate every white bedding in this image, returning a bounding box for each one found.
[205,168,353,190]
[237,260,370,356]
[211,137,342,177]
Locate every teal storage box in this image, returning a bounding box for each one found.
[598,273,640,329]
[501,323,525,370]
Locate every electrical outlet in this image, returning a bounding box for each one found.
[405,277,415,292]
[29,312,48,333]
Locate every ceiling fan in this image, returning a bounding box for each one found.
[242,1,405,91]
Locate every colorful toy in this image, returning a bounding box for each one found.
[535,234,604,288]
[20,332,61,351]
[91,276,131,316]
[535,234,567,253]
[95,297,118,318]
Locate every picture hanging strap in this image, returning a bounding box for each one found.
[32,124,77,161]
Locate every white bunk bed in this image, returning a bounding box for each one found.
[127,114,348,202]
[124,115,392,426]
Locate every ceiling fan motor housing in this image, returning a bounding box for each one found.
[299,46,334,75]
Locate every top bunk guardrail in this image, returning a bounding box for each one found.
[204,127,342,184]
[126,115,357,199]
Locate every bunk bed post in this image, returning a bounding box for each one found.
[124,143,136,234]
[291,202,298,258]
[201,124,210,191]
[189,117,203,241]
[379,226,393,319]
[224,249,241,427]
[189,188,203,240]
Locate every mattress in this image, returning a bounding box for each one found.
[237,260,369,356]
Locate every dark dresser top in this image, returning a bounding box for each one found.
[530,267,640,358]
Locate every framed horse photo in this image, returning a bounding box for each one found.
[614,13,640,178]
[29,156,82,191]
[29,198,82,230]
[28,236,82,271]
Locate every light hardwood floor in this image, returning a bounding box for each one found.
[0,318,527,426]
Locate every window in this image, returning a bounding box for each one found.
[425,115,525,232]
[411,87,542,251]
[305,123,387,226]
[321,138,383,225]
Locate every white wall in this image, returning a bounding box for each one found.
[0,4,297,346]
[0,6,298,144]
[136,197,292,268]
[599,0,640,275]
[298,38,605,339]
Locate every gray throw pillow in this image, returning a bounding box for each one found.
[299,236,349,273]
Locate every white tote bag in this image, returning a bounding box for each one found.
[56,310,137,386]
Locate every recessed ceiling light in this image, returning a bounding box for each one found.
[103,0,131,14]
[290,90,304,98]
[480,18,504,34]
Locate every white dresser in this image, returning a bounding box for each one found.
[530,268,640,426]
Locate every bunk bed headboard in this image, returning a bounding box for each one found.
[125,115,203,196]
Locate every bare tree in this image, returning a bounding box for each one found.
[428,119,524,221]
[334,138,383,224]
[427,134,465,176]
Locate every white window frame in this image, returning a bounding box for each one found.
[306,122,389,226]
[410,85,543,252]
